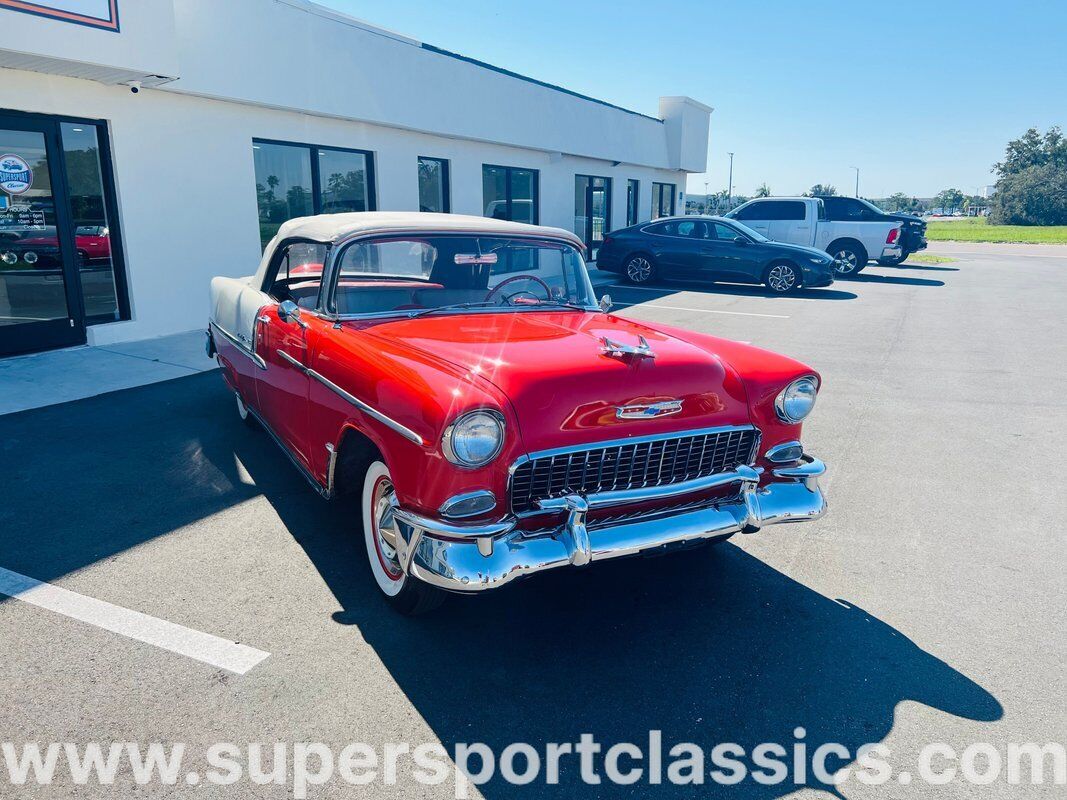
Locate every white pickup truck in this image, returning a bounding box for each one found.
[725,197,903,276]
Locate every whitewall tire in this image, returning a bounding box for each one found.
[360,460,446,614]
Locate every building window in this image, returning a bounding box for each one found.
[60,121,129,324]
[574,175,611,256]
[626,179,640,226]
[418,157,450,213]
[651,182,675,219]
[253,139,376,248]
[482,165,538,224]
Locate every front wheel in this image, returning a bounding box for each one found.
[361,461,446,615]
[624,254,657,284]
[764,262,801,294]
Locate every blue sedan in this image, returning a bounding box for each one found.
[596,216,836,294]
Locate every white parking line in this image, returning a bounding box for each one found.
[0,567,270,675]
[614,302,788,319]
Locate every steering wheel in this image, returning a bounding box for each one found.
[484,274,553,305]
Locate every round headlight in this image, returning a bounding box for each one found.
[442,410,505,467]
[775,377,818,423]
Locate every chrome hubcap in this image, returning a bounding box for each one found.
[767,264,797,292]
[373,478,401,576]
[627,257,652,282]
[833,250,858,273]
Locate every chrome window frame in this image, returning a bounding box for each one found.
[319,230,599,321]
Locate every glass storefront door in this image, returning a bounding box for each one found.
[575,175,611,258]
[0,115,85,356]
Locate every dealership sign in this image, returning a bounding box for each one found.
[0,0,119,32]
[0,154,33,195]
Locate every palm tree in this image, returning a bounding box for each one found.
[755,183,771,198]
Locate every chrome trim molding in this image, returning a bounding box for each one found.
[246,405,331,499]
[308,368,425,446]
[439,490,497,519]
[392,507,515,540]
[277,349,308,373]
[209,321,266,370]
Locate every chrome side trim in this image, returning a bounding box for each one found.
[246,405,330,499]
[308,368,425,446]
[209,321,266,370]
[509,424,758,474]
[538,464,762,510]
[276,349,308,374]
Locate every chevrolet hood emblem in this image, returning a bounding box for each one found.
[616,399,684,419]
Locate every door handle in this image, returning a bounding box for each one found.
[257,315,271,324]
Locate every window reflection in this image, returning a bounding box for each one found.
[253,142,313,248]
[418,157,449,213]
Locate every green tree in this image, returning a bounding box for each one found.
[805,184,837,197]
[755,183,771,197]
[989,127,1067,225]
[934,188,965,214]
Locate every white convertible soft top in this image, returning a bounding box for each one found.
[254,212,584,287]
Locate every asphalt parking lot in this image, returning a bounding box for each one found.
[1,243,1065,798]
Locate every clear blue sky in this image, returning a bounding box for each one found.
[320,0,1065,199]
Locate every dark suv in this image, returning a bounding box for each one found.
[816,196,927,265]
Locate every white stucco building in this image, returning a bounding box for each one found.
[0,0,711,355]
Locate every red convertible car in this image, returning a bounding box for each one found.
[208,213,827,614]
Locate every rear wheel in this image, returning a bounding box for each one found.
[361,460,446,615]
[830,242,868,276]
[764,261,801,294]
[878,250,909,266]
[624,254,657,284]
[234,391,257,428]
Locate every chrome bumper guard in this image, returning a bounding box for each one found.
[391,455,827,593]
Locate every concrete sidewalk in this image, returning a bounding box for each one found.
[0,330,213,416]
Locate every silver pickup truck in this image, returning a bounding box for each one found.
[726,197,903,276]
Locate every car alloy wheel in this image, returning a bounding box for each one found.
[833,250,859,274]
[767,263,798,293]
[626,256,653,283]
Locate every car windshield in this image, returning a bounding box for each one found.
[329,234,596,317]
[727,219,770,243]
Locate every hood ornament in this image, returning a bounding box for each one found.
[616,399,683,419]
[601,335,655,359]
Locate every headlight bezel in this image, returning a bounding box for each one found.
[441,409,506,468]
[775,376,819,423]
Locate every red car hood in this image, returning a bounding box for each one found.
[360,312,752,452]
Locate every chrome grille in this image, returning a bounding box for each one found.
[510,427,758,514]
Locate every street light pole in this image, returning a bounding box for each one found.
[851,166,860,198]
[727,152,735,207]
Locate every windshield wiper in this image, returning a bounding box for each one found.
[529,300,589,311]
[407,301,503,319]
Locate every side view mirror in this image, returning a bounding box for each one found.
[278,299,307,328]
[733,236,749,246]
[599,294,613,313]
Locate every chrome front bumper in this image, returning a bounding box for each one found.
[390,456,827,593]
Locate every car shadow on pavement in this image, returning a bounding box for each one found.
[892,263,960,272]
[845,273,946,287]
[231,429,1002,797]
[609,282,859,303]
[0,372,1002,799]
